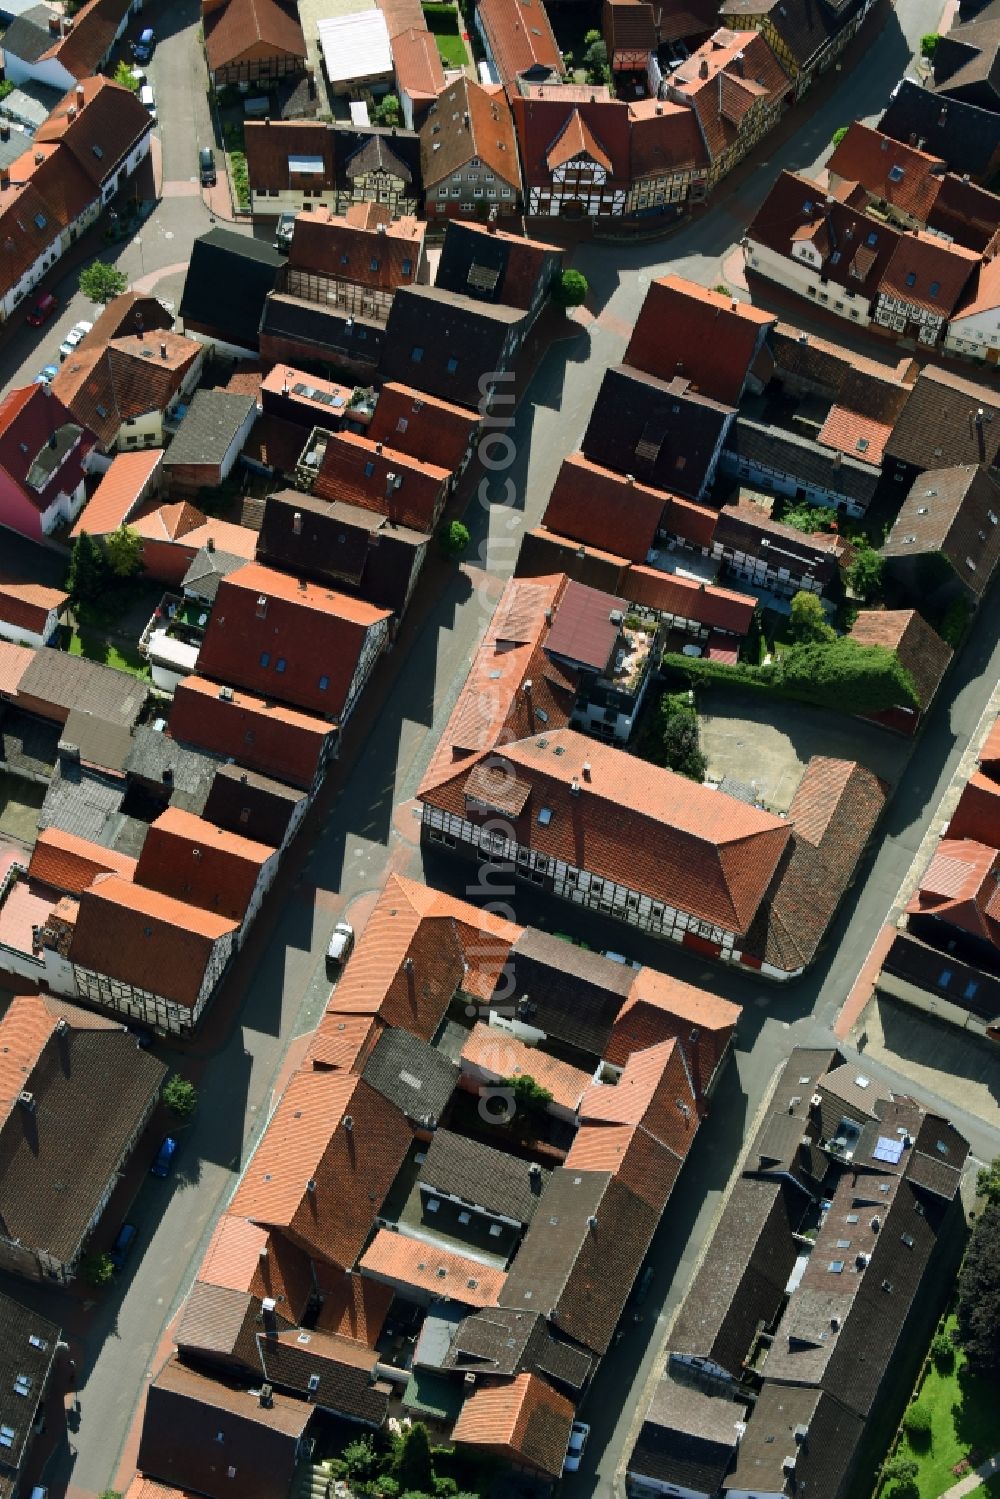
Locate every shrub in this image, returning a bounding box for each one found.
[554,268,589,308]
[713,283,731,295]
[930,1329,955,1369]
[373,93,402,126]
[921,31,940,57]
[229,150,249,208]
[639,691,707,781]
[831,125,848,146]
[789,590,835,644]
[104,525,143,579]
[902,1402,932,1445]
[663,639,919,715]
[848,546,885,603]
[114,61,140,92]
[499,1074,553,1114]
[439,520,470,558]
[939,595,972,648]
[880,1454,918,1485]
[977,1155,1000,1206]
[80,1251,114,1286]
[340,1438,379,1481]
[0,81,15,103]
[163,1074,198,1118]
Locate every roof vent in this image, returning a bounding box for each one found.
[293,511,303,535]
[259,1382,273,1407]
[464,1372,476,1386]
[18,1091,34,1111]
[219,686,233,702]
[570,778,580,795]
[256,594,268,618]
[343,1114,354,1131]
[262,1297,276,1313]
[56,1018,68,1035]
[609,609,624,625]
[307,1178,317,1193]
[523,679,533,694]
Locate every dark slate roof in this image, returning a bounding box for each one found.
[164,390,255,469]
[418,1127,548,1223]
[499,928,634,1058]
[723,1384,864,1499]
[499,1167,659,1354]
[884,369,1000,470]
[202,762,307,847]
[259,293,385,364]
[668,1178,802,1377]
[361,1027,458,1125]
[182,546,247,603]
[60,707,133,773]
[582,364,735,501]
[0,1020,166,1267]
[256,490,427,613]
[379,285,528,409]
[335,125,422,191]
[125,724,224,814]
[724,416,880,507]
[434,220,560,309]
[256,1329,390,1426]
[19,648,147,727]
[879,929,1000,1024]
[180,227,282,349]
[630,1372,745,1494]
[443,1307,593,1394]
[38,760,126,845]
[881,463,1000,596]
[879,76,1000,180]
[0,708,59,781]
[0,1291,60,1491]
[2,7,56,65]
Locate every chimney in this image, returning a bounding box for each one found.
[699,56,709,78]
[206,536,215,552]
[18,1090,34,1111]
[625,473,635,485]
[159,341,167,359]
[0,167,8,190]
[0,123,8,142]
[570,778,580,795]
[259,1383,273,1408]
[48,13,60,35]
[655,104,663,115]
[832,451,842,469]
[307,1178,317,1192]
[75,85,84,111]
[582,761,591,781]
[587,1215,598,1230]
[293,510,303,535]
[375,441,383,455]
[343,1114,354,1132]
[403,957,414,974]
[463,111,470,128]
[733,49,745,75]
[67,106,76,122]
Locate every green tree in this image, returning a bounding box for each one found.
[713,283,731,296]
[554,268,589,308]
[848,546,885,602]
[99,1490,124,1499]
[583,28,602,44]
[396,1424,434,1494]
[831,125,848,146]
[879,1454,918,1492]
[114,61,140,93]
[373,93,402,126]
[957,1202,1000,1377]
[66,531,108,603]
[0,81,15,103]
[439,520,470,557]
[789,589,836,644]
[79,260,128,304]
[80,1251,114,1286]
[583,36,608,81]
[339,1438,379,1482]
[163,1074,198,1118]
[921,32,940,57]
[104,525,143,579]
[500,1074,553,1115]
[929,1329,955,1370]
[641,692,707,781]
[976,1154,1000,1206]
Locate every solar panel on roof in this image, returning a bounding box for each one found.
[872,1136,904,1164]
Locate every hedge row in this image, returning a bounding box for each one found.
[662,639,919,715]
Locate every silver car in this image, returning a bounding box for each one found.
[58,319,93,360]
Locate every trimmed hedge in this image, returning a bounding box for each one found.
[663,639,919,715]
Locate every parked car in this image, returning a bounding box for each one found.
[58,319,93,360]
[133,26,155,62]
[109,1221,137,1270]
[273,212,296,251]
[25,293,57,326]
[139,84,156,121]
[326,920,354,968]
[150,1134,177,1178]
[198,146,216,187]
[563,1422,590,1474]
[33,365,58,385]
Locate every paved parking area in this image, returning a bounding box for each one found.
[859,994,1000,1132]
[698,689,911,812]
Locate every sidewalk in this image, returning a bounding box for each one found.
[942,1451,1000,1498]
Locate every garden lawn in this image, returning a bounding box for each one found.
[423,5,468,66]
[894,1317,1000,1498]
[435,30,469,65]
[68,631,150,679]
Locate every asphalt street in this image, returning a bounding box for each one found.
[1,0,998,1494]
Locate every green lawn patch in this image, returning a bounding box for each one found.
[422,4,468,65]
[68,631,150,679]
[435,30,469,65]
[888,1315,1000,1497]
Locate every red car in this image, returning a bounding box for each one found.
[25,292,57,326]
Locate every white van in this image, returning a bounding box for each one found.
[139,84,156,120]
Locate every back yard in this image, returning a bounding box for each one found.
[423,2,470,67]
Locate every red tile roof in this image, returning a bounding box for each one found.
[544,578,626,671]
[543,454,666,562]
[422,727,791,935]
[907,837,1000,945]
[360,1229,507,1307]
[35,75,152,187]
[451,1372,575,1479]
[578,1038,698,1159]
[199,1214,314,1323]
[134,806,275,922]
[628,98,709,182]
[0,639,34,699]
[0,383,93,517]
[28,828,137,895]
[367,382,479,471]
[0,994,61,1127]
[314,1266,394,1344]
[607,967,740,1087]
[70,450,162,538]
[392,26,446,100]
[52,330,201,449]
[313,429,451,533]
[878,230,979,316]
[306,1012,381,1071]
[287,203,425,288]
[0,579,66,635]
[669,29,790,162]
[817,405,894,467]
[169,675,335,789]
[512,94,631,189]
[827,122,947,223]
[37,0,132,80]
[476,0,562,84]
[420,77,521,191]
[230,1070,413,1268]
[70,874,237,1009]
[950,771,1000,847]
[625,275,773,404]
[459,1021,591,1111]
[205,0,307,74]
[627,567,756,635]
[196,561,390,719]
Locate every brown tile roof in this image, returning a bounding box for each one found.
[435,218,562,310]
[35,76,152,187]
[451,1373,575,1479]
[565,1121,683,1211]
[134,806,275,921]
[257,1326,391,1425]
[312,429,451,532]
[827,122,947,222]
[230,1071,413,1269]
[168,675,335,790]
[27,827,137,895]
[313,1268,394,1345]
[850,609,952,711]
[628,97,710,181]
[287,202,425,289]
[881,462,1000,596]
[53,331,200,448]
[17,647,146,728]
[476,0,562,84]
[69,875,237,1009]
[126,1479,198,1499]
[205,0,307,74]
[512,94,632,189]
[605,0,657,53]
[542,454,668,563]
[244,121,336,194]
[626,567,757,635]
[367,382,479,471]
[360,1228,507,1306]
[626,276,773,404]
[669,29,790,161]
[608,967,740,1091]
[71,449,163,538]
[420,76,521,190]
[0,578,66,635]
[460,1020,591,1111]
[885,371,1000,471]
[198,1215,314,1324]
[12,141,95,238]
[768,322,918,405]
[391,26,446,100]
[877,229,979,316]
[748,169,902,299]
[41,0,131,80]
[84,291,174,348]
[196,561,390,720]
[579,1039,698,1157]
[0,173,74,296]
[137,1356,311,1499]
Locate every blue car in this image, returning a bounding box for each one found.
[109,1221,137,1269]
[34,365,58,385]
[133,27,154,62]
[150,1134,177,1178]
